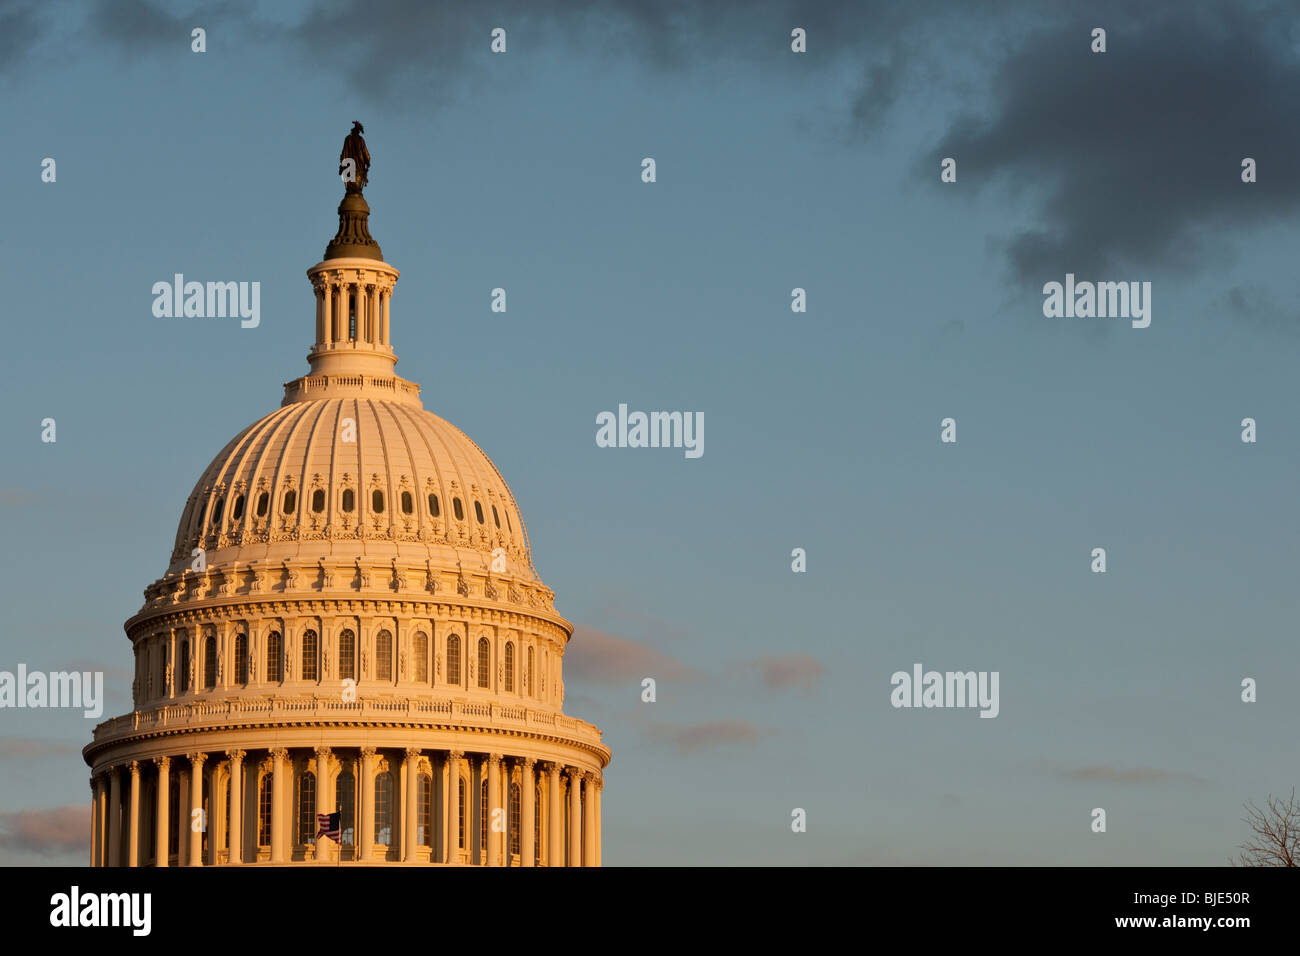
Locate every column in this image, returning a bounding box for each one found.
[593,777,602,867]
[583,773,596,867]
[547,763,563,867]
[270,748,288,863]
[89,777,101,867]
[567,768,581,867]
[322,280,333,346]
[187,753,206,866]
[154,758,170,868]
[382,288,391,346]
[403,747,420,862]
[227,750,244,864]
[315,284,324,343]
[521,759,536,867]
[444,750,462,864]
[368,285,379,344]
[359,747,376,861]
[486,754,502,867]
[107,768,122,867]
[127,762,141,867]
[315,747,332,863]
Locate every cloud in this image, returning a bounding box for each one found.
[646,719,763,753]
[934,1,1300,283]
[1057,764,1202,785]
[565,625,699,685]
[0,489,38,507]
[0,806,88,855]
[0,737,85,760]
[751,654,824,691]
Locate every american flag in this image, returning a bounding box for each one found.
[317,811,340,843]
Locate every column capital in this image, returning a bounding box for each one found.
[359,745,377,759]
[566,766,581,780]
[128,761,141,777]
[153,756,170,773]
[404,747,421,760]
[225,749,246,764]
[522,757,537,771]
[447,749,464,761]
[544,761,561,775]
[187,751,208,768]
[488,752,504,767]
[314,745,332,759]
[270,747,290,762]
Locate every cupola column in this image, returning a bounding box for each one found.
[445,750,462,864]
[154,757,170,868]
[186,753,206,866]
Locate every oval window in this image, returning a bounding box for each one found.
[231,495,245,520]
[211,498,224,525]
[474,501,485,524]
[283,490,297,514]
[372,490,384,513]
[492,505,500,528]
[428,493,440,517]
[256,492,269,517]
[342,489,355,512]
[453,498,464,521]
[312,489,326,513]
[401,491,413,515]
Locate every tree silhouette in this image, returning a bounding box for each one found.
[1235,788,1298,867]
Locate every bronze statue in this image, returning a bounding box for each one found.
[339,121,370,191]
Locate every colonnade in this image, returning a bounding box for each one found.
[89,745,602,867]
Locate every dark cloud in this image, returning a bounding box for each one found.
[0,806,87,855]
[0,0,42,74]
[934,2,1300,283]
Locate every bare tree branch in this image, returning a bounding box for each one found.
[1235,788,1299,867]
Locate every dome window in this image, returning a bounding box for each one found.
[312,489,326,513]
[428,493,440,517]
[474,501,485,524]
[505,511,512,533]
[231,495,245,521]
[453,497,464,521]
[401,491,413,515]
[372,489,384,513]
[211,498,224,526]
[342,488,355,512]
[256,492,268,517]
[283,490,297,514]
[492,505,500,528]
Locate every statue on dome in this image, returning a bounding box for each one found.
[339,121,370,192]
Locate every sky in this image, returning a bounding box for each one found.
[1,0,1299,865]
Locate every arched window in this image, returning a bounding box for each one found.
[168,778,180,855]
[480,778,488,860]
[203,635,217,689]
[342,488,355,512]
[509,782,521,856]
[458,778,466,849]
[526,646,534,696]
[211,497,223,526]
[418,773,432,847]
[401,491,413,515]
[179,637,191,693]
[427,493,440,517]
[453,497,464,521]
[283,489,297,514]
[414,632,428,683]
[492,505,500,528]
[375,772,393,845]
[256,491,269,517]
[311,489,325,513]
[159,643,168,694]
[504,642,515,692]
[447,635,461,686]
[474,500,485,524]
[371,489,384,513]
[266,631,282,682]
[337,770,356,847]
[234,633,248,685]
[477,638,490,688]
[338,629,356,682]
[301,630,319,681]
[376,630,393,681]
[258,774,272,847]
[232,494,245,521]
[297,771,316,846]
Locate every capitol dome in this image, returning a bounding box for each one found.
[83,129,608,868]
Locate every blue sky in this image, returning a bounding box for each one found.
[1,0,1298,864]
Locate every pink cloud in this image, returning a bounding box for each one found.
[565,625,699,685]
[0,806,88,855]
[647,719,764,753]
[754,654,825,691]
